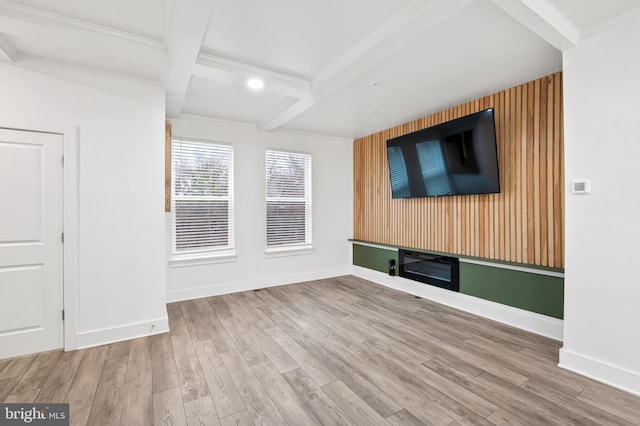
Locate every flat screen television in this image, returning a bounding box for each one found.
[386,108,500,199]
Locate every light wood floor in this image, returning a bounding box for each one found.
[1,275,639,425]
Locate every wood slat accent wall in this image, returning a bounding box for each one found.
[353,72,564,268]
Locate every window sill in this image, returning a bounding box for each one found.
[265,245,314,258]
[169,252,237,268]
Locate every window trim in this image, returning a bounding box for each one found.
[264,244,314,257]
[170,137,235,263]
[169,252,237,268]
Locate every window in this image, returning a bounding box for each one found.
[171,138,234,261]
[266,150,312,253]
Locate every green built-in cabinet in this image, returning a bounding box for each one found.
[352,242,564,319]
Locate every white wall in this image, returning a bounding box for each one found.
[0,65,168,348]
[561,14,640,395]
[167,116,353,301]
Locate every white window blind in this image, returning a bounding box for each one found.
[266,150,312,249]
[172,139,234,256]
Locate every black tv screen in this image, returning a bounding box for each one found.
[387,108,500,198]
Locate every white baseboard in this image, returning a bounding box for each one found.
[166,266,351,303]
[351,265,564,341]
[76,317,170,350]
[559,348,640,397]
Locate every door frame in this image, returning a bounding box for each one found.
[0,119,79,352]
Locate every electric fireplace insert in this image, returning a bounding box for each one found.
[399,249,459,292]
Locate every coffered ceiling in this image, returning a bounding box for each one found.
[1,0,639,139]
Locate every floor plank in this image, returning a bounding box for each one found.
[283,368,355,426]
[219,410,254,426]
[153,387,188,426]
[245,321,298,373]
[35,349,85,403]
[181,302,214,343]
[128,336,152,369]
[12,350,62,394]
[184,395,221,426]
[264,326,336,386]
[322,380,391,426]
[0,359,11,376]
[121,362,153,426]
[86,355,128,426]
[171,334,209,403]
[577,384,640,424]
[387,408,432,426]
[65,346,108,426]
[106,340,130,360]
[218,316,267,366]
[368,352,491,425]
[295,335,403,418]
[522,378,634,425]
[0,354,37,379]
[5,388,40,403]
[202,313,237,353]
[219,349,287,425]
[251,360,320,425]
[150,333,179,394]
[192,339,245,418]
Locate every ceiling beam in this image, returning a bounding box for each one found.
[258,0,475,132]
[489,0,579,51]
[0,33,16,62]
[164,0,215,118]
[194,53,310,99]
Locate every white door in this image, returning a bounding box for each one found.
[0,128,63,359]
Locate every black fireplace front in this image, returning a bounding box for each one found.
[399,249,459,292]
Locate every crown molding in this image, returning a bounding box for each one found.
[0,0,165,50]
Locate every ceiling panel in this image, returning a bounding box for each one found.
[181,76,296,124]
[9,0,166,40]
[202,0,416,79]
[283,0,562,138]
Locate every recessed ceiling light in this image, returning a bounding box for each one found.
[247,78,264,90]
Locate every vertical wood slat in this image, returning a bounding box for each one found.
[165,120,172,212]
[509,87,517,263]
[352,72,564,268]
[516,84,527,263]
[554,75,564,268]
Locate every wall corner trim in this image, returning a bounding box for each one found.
[350,265,564,341]
[558,348,640,397]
